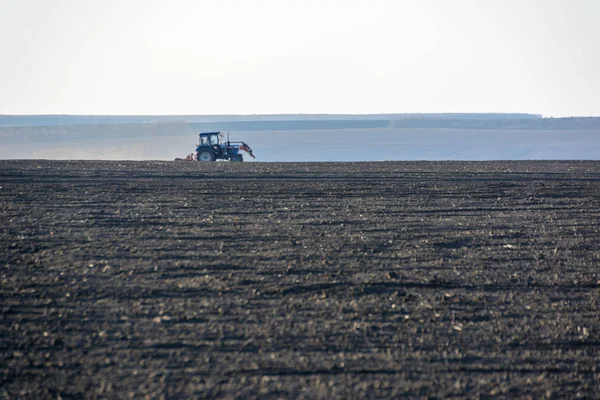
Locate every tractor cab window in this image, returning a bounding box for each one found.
[200,133,220,146]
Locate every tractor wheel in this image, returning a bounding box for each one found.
[230,155,244,162]
[198,150,215,161]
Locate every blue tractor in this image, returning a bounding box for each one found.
[195,132,255,162]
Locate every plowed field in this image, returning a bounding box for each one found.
[2,160,599,398]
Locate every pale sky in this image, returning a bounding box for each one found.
[1,0,599,116]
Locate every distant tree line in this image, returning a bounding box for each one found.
[2,117,600,145]
[388,117,600,130]
[0,113,543,127]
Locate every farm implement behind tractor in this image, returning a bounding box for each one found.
[176,132,255,162]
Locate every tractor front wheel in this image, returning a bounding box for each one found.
[198,150,215,161]
[230,155,244,162]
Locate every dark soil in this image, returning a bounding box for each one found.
[2,160,599,399]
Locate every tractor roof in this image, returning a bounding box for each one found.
[199,131,221,136]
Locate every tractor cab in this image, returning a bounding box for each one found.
[199,132,221,147]
[196,132,225,161]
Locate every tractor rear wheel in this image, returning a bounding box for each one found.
[198,150,215,161]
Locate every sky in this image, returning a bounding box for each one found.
[0,0,599,116]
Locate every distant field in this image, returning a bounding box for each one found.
[2,124,600,161]
[2,113,600,161]
[2,160,599,398]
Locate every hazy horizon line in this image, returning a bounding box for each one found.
[5,112,596,118]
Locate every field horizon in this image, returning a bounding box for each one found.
[2,113,600,162]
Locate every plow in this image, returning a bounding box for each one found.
[176,132,255,162]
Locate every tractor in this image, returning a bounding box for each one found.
[194,132,255,162]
